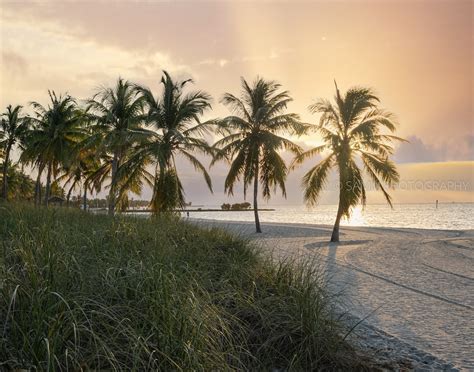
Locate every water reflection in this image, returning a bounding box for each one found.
[345,205,365,227]
[182,203,473,230]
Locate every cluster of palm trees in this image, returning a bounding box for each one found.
[0,71,403,241]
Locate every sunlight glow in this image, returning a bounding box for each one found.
[347,205,365,227]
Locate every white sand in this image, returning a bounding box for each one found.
[191,219,474,371]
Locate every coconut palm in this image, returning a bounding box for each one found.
[57,146,100,208]
[292,82,404,242]
[1,105,30,200]
[83,152,150,212]
[26,91,85,206]
[86,78,148,215]
[213,77,306,233]
[121,71,215,213]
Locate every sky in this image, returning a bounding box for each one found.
[0,0,473,205]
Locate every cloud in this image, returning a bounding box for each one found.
[197,58,229,68]
[394,136,444,163]
[1,50,28,75]
[0,12,195,108]
[394,135,474,163]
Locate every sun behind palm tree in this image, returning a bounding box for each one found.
[213,77,306,233]
[292,81,405,242]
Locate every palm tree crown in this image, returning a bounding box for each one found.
[86,78,147,215]
[292,82,404,241]
[25,92,85,206]
[213,77,306,232]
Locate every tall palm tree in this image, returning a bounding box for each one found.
[121,71,215,213]
[26,91,85,206]
[86,78,147,215]
[292,82,404,242]
[213,77,306,233]
[1,105,30,200]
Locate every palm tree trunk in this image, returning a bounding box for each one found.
[108,153,118,216]
[331,191,344,242]
[66,183,74,207]
[83,183,88,211]
[1,142,12,200]
[253,160,262,233]
[35,167,43,207]
[44,162,52,206]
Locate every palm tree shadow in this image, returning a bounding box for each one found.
[304,238,391,346]
[304,237,372,292]
[305,239,373,250]
[304,236,381,323]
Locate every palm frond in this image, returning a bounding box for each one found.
[302,154,334,206]
[179,149,212,192]
[290,145,327,170]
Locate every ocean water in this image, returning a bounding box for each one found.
[184,203,474,230]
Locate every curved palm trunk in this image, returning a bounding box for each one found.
[331,201,343,242]
[331,180,345,242]
[1,142,12,200]
[44,162,52,206]
[108,153,118,216]
[253,160,262,233]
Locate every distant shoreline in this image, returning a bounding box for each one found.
[123,208,276,213]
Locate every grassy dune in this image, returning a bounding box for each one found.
[0,204,366,370]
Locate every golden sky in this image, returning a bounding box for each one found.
[0,0,472,204]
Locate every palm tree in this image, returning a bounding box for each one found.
[57,146,100,208]
[86,78,147,215]
[121,71,215,213]
[292,82,404,242]
[1,105,30,200]
[213,77,306,233]
[85,153,139,212]
[26,91,85,206]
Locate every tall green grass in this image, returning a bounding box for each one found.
[0,204,366,370]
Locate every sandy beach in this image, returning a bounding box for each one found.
[191,219,474,371]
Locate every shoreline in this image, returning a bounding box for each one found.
[190,219,474,370]
[188,216,474,234]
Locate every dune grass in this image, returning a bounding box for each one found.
[0,203,367,370]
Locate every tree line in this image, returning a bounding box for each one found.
[0,71,404,241]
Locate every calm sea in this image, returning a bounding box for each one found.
[183,203,474,230]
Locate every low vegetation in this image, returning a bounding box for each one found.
[0,204,368,370]
[221,202,251,211]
